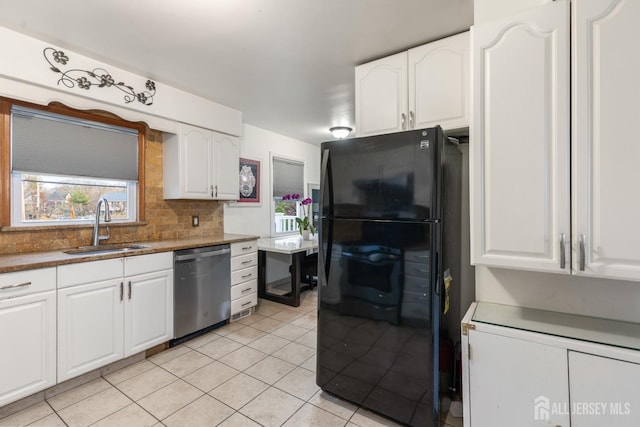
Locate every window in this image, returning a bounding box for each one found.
[1,100,144,227]
[271,156,304,236]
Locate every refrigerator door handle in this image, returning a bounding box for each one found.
[319,148,332,287]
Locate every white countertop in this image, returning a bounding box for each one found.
[257,235,318,254]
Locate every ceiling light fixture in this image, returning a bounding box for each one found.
[329,126,352,139]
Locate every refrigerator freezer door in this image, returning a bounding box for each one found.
[321,127,442,221]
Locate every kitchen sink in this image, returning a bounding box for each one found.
[63,243,151,255]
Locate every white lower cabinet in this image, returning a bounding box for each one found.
[463,303,640,427]
[0,268,56,407]
[58,253,173,382]
[467,330,570,426]
[569,352,640,427]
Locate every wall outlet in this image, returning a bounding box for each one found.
[192,215,199,227]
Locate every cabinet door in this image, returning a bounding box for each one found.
[180,124,213,198]
[124,269,173,356]
[58,280,124,381]
[0,291,56,407]
[212,132,240,200]
[471,1,571,273]
[409,32,469,131]
[468,330,570,426]
[572,0,640,280]
[569,351,640,426]
[355,51,408,137]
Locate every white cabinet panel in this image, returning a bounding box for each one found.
[572,0,640,280]
[355,52,408,137]
[57,279,124,381]
[124,269,173,356]
[231,240,258,257]
[569,351,640,426]
[181,125,212,198]
[409,31,469,131]
[212,132,240,200]
[471,0,570,272]
[468,330,570,426]
[0,290,56,407]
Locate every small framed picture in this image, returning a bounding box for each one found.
[238,158,261,204]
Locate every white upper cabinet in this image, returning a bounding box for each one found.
[355,32,469,137]
[572,0,640,280]
[472,0,640,280]
[471,0,570,272]
[355,52,408,137]
[164,123,239,200]
[409,32,470,131]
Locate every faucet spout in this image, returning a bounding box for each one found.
[92,198,112,246]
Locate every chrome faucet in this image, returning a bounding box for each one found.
[91,198,112,246]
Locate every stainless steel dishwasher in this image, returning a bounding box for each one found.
[173,244,231,340]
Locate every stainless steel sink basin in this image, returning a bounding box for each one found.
[63,243,151,255]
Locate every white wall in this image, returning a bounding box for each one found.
[474,0,552,24]
[224,124,321,238]
[476,267,640,323]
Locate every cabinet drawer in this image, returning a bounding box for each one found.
[231,266,257,285]
[231,279,257,300]
[231,292,257,314]
[231,253,257,271]
[231,240,257,257]
[0,267,56,299]
[58,258,123,288]
[125,252,173,276]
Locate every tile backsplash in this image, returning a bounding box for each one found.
[0,129,224,256]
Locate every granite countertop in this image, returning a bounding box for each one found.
[0,233,259,274]
[257,235,318,254]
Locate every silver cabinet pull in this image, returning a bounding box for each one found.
[579,234,586,271]
[409,110,414,129]
[242,301,252,307]
[241,273,253,279]
[120,282,124,301]
[242,287,252,293]
[401,113,406,130]
[0,281,31,290]
[241,260,252,265]
[128,281,132,300]
[241,246,253,250]
[210,185,214,198]
[559,233,567,269]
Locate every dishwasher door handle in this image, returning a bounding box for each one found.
[175,248,231,262]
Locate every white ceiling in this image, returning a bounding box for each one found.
[0,0,473,144]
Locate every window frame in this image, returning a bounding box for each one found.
[0,98,146,228]
[270,152,305,237]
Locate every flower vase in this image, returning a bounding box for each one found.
[302,229,310,241]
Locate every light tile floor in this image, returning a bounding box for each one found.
[0,289,462,427]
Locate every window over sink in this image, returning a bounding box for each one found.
[0,98,146,227]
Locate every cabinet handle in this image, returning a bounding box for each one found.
[120,282,124,301]
[242,301,252,307]
[242,287,252,293]
[128,281,132,300]
[0,281,31,290]
[241,273,253,279]
[241,260,252,265]
[214,185,218,198]
[210,185,214,198]
[409,110,414,129]
[559,233,566,269]
[401,113,406,130]
[579,234,586,271]
[242,246,253,250]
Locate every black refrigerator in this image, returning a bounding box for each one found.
[317,127,447,426]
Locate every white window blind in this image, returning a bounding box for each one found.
[11,106,139,181]
[272,157,304,197]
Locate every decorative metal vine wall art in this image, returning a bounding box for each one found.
[43,47,156,105]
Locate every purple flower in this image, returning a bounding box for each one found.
[282,194,291,200]
[301,198,312,205]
